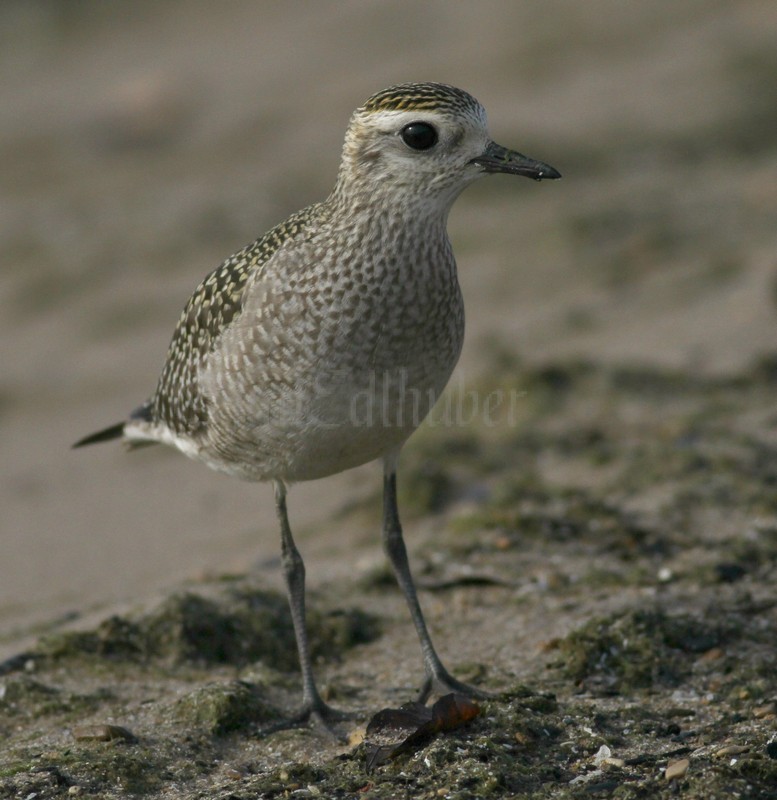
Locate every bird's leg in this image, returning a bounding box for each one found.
[263,480,354,736]
[381,467,494,702]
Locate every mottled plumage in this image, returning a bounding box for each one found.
[75,82,560,729]
[150,204,326,439]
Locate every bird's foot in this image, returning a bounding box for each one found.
[417,668,497,704]
[255,698,359,741]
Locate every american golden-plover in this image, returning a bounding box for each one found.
[76,82,560,729]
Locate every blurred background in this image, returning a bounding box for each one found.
[2,1,776,650]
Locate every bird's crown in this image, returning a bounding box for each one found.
[360,82,482,117]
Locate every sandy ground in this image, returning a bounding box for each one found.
[1,3,777,797]
[3,0,775,645]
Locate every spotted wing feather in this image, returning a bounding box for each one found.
[149,205,324,437]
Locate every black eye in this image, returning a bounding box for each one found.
[400,122,438,151]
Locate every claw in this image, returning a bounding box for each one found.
[416,668,497,704]
[255,700,360,741]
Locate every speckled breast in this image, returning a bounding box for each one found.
[199,225,464,482]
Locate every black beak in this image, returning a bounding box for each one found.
[471,141,561,181]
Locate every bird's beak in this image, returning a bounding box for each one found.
[471,141,561,181]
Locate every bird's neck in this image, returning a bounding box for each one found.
[328,167,459,233]
[322,190,450,265]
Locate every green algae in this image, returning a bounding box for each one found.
[171,679,278,735]
[555,609,728,692]
[37,585,380,672]
[0,675,106,720]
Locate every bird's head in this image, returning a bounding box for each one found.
[334,82,560,211]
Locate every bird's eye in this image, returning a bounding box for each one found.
[400,122,438,151]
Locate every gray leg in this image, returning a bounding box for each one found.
[268,480,351,733]
[381,467,492,702]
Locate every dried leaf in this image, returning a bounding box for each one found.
[366,701,432,736]
[364,693,479,769]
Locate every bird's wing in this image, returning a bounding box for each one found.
[149,203,325,437]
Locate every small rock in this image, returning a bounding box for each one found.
[657,567,673,583]
[714,744,749,758]
[753,702,776,719]
[71,724,136,742]
[593,744,612,766]
[698,647,724,662]
[665,758,689,781]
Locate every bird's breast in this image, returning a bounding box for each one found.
[198,233,464,481]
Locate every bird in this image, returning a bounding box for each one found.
[74,82,560,730]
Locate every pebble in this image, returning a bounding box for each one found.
[514,730,533,746]
[665,758,689,781]
[698,647,724,662]
[592,745,612,765]
[587,744,627,769]
[657,567,673,583]
[714,744,749,758]
[753,702,776,719]
[71,724,135,742]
